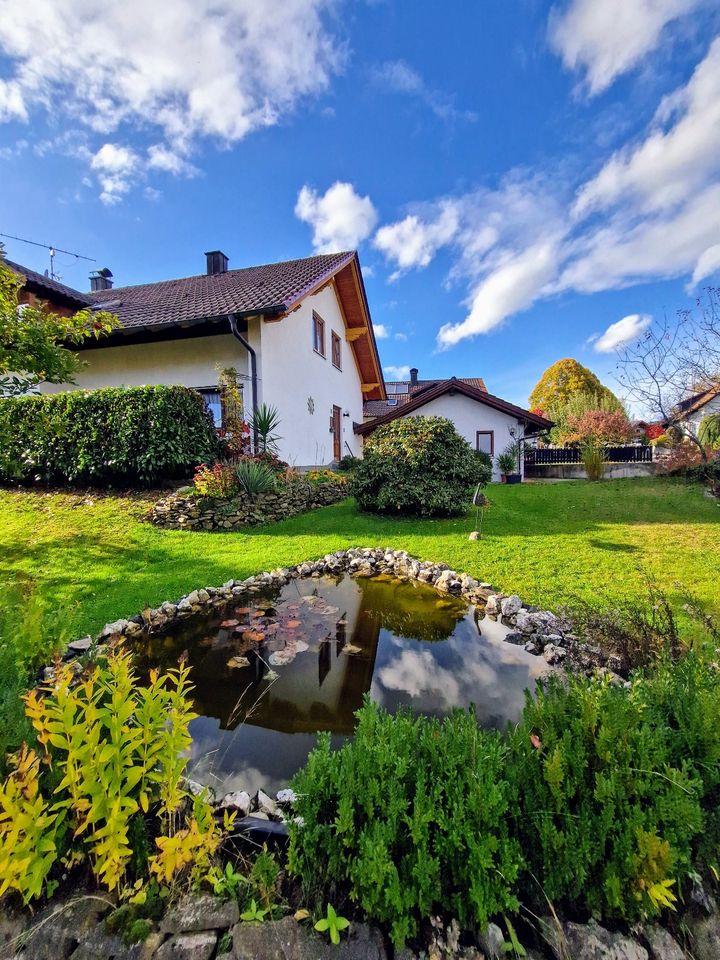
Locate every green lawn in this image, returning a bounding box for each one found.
[1,478,718,637]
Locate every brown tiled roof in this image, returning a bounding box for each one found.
[4,258,92,310]
[356,377,553,436]
[89,252,355,330]
[674,383,720,418]
[364,376,487,418]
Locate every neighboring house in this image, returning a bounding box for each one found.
[6,250,385,467]
[5,258,92,317]
[673,384,720,437]
[358,370,553,480]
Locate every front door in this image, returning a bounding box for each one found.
[332,405,342,461]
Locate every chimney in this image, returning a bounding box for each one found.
[410,367,418,386]
[205,250,229,276]
[89,267,113,292]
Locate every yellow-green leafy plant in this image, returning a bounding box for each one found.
[0,647,226,902]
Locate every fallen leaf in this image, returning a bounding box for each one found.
[242,630,265,643]
[286,620,301,630]
[221,619,239,628]
[235,607,251,615]
[530,734,542,750]
[227,656,250,669]
[294,909,311,922]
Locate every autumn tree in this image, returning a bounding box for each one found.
[0,253,117,397]
[529,358,622,417]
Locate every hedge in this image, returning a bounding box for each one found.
[0,386,219,485]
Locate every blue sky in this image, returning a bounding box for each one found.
[1,0,719,407]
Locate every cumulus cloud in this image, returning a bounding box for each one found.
[372,60,477,123]
[592,313,652,353]
[90,143,140,205]
[295,181,378,253]
[549,0,703,95]
[0,0,342,200]
[374,203,460,278]
[384,364,411,380]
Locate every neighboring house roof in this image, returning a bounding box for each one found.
[673,383,720,419]
[3,257,92,310]
[88,251,355,329]
[355,377,553,436]
[364,376,487,418]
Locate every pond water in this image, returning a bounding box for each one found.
[135,574,548,795]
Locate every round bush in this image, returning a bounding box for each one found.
[350,416,478,517]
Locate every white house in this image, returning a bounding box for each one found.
[357,371,553,480]
[17,250,385,467]
[673,384,720,437]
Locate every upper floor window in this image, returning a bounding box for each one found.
[313,311,326,357]
[331,331,342,369]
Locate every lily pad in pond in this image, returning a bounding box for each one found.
[221,619,239,628]
[227,656,250,669]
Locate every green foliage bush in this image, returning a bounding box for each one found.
[0,386,219,485]
[289,700,521,948]
[350,417,478,517]
[473,450,492,485]
[508,667,706,920]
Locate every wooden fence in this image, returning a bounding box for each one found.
[525,445,653,466]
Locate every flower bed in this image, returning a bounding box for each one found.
[148,473,348,530]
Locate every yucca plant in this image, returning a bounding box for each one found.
[235,459,277,497]
[250,403,282,454]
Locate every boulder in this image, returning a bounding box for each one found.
[155,931,217,960]
[218,791,251,816]
[67,636,93,655]
[255,790,277,816]
[684,912,720,960]
[557,921,648,960]
[232,917,386,959]
[161,894,239,935]
[639,925,685,960]
[477,922,505,958]
[500,595,522,617]
[21,896,115,960]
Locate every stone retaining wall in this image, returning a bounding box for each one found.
[147,479,347,530]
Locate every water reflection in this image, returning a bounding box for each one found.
[135,574,546,794]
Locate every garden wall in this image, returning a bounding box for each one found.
[525,462,657,479]
[149,479,347,530]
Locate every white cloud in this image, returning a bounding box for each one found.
[374,203,460,277]
[437,240,560,348]
[0,0,342,200]
[147,144,198,177]
[593,313,652,353]
[373,323,391,339]
[395,331,408,341]
[295,181,378,253]
[90,143,140,204]
[384,364,411,380]
[373,59,477,123]
[692,243,720,284]
[549,0,703,95]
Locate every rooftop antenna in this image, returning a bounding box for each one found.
[0,231,95,281]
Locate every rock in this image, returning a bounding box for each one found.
[185,591,200,606]
[276,788,297,805]
[22,895,115,960]
[690,877,715,915]
[182,778,213,799]
[0,906,28,957]
[99,618,129,638]
[67,635,93,655]
[640,925,685,960]
[477,922,505,958]
[468,531,480,541]
[218,791,251,816]
[68,927,162,959]
[684,912,720,960]
[558,920,649,960]
[514,611,535,634]
[231,917,386,959]
[226,656,250,669]
[161,894,239,934]
[255,790,277,816]
[524,641,540,655]
[504,632,525,645]
[500,595,522,617]
[543,643,567,665]
[342,644,363,656]
[155,931,217,960]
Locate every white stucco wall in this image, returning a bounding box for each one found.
[398,393,527,480]
[38,331,253,394]
[258,284,365,466]
[683,393,720,434]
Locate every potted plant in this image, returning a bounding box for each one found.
[497,443,521,484]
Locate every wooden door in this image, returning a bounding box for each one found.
[332,405,342,461]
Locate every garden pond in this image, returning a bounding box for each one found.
[135,573,548,794]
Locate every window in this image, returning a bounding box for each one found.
[331,331,342,369]
[386,382,409,395]
[198,388,222,428]
[476,431,494,455]
[313,311,326,357]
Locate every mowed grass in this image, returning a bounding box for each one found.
[1,478,718,638]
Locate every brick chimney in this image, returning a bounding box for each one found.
[410,367,418,386]
[205,250,229,275]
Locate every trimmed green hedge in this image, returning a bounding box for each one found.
[0,386,219,485]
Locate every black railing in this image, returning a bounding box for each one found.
[525,445,653,465]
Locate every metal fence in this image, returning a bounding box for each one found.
[525,445,653,465]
